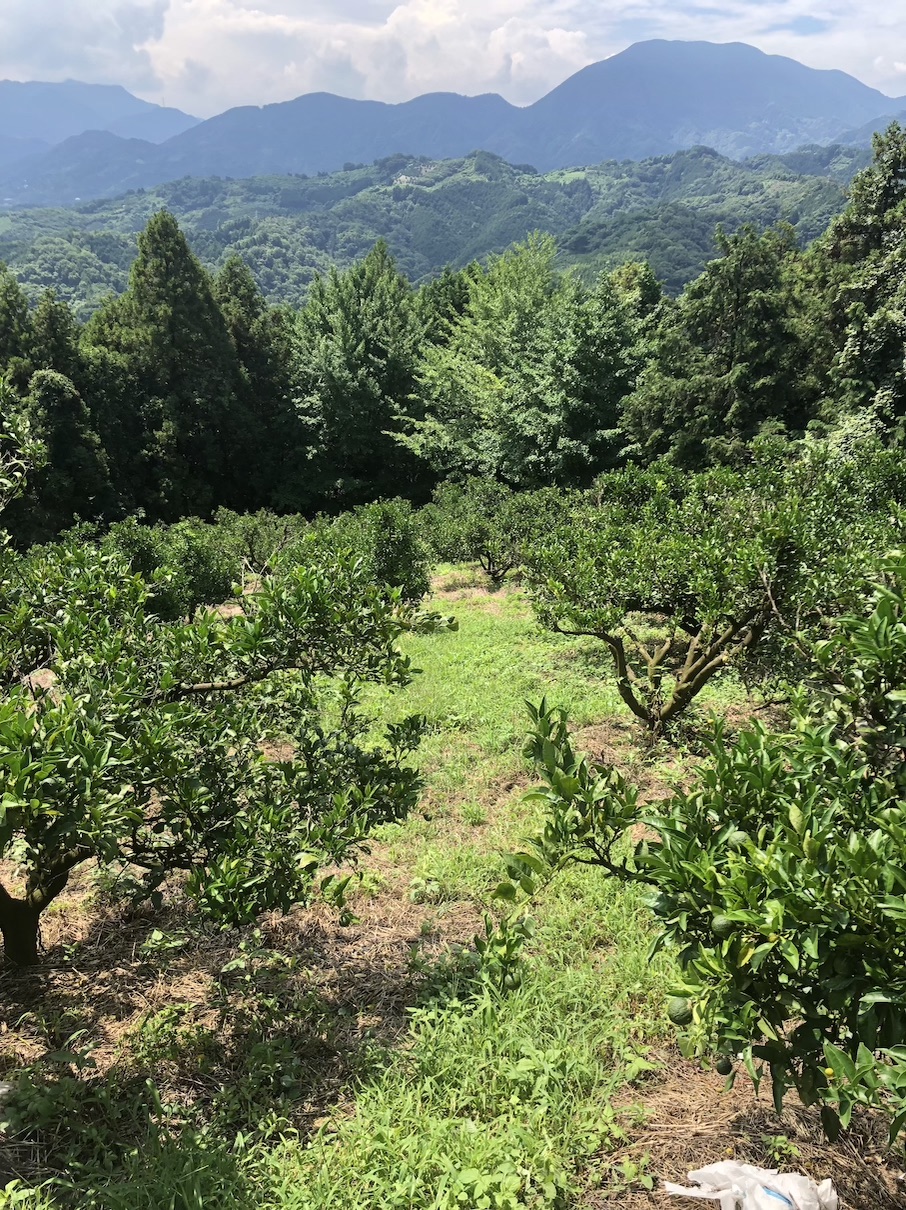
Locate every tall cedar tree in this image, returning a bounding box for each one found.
[293,240,428,510]
[83,212,245,520]
[622,225,810,466]
[4,370,112,543]
[212,256,299,510]
[80,306,156,518]
[29,290,85,387]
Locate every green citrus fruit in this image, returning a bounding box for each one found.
[711,914,735,939]
[715,1056,734,1076]
[667,996,694,1026]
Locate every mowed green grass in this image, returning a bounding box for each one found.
[260,584,677,1208]
[6,579,689,1210]
[357,583,625,893]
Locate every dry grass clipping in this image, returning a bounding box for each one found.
[589,1053,906,1209]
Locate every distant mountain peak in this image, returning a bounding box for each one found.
[0,79,198,158]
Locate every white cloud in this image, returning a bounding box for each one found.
[141,0,598,113]
[1,0,905,117]
[0,0,168,91]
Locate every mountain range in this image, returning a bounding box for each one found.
[0,80,198,175]
[0,40,903,210]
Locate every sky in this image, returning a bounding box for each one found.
[0,0,904,118]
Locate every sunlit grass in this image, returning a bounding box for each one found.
[362,586,621,832]
[251,585,678,1209]
[262,865,673,1210]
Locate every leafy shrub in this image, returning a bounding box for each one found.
[417,483,471,566]
[104,515,239,619]
[422,479,567,588]
[525,446,902,732]
[504,551,906,1141]
[213,508,309,577]
[319,498,430,603]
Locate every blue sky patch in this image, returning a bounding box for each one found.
[768,16,832,37]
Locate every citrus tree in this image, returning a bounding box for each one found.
[0,473,443,965]
[422,479,567,589]
[502,552,906,1139]
[524,447,903,733]
[322,497,431,603]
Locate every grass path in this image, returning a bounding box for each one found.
[258,578,905,1210]
[260,579,677,1208]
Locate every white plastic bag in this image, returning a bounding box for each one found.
[664,1161,838,1210]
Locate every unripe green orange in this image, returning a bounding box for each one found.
[668,996,694,1026]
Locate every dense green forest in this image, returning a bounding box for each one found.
[3,126,906,1208]
[0,126,895,544]
[0,141,869,315]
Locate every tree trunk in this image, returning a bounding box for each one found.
[0,887,42,966]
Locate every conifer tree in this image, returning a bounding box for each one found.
[85,212,242,519]
[818,124,906,427]
[212,256,299,510]
[80,303,151,518]
[622,225,809,465]
[827,122,906,265]
[5,370,112,542]
[30,290,84,386]
[0,263,32,378]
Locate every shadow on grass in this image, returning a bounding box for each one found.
[0,887,487,1207]
[597,1055,906,1210]
[1,1071,261,1209]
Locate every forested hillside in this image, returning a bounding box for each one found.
[0,142,868,315]
[0,125,899,543]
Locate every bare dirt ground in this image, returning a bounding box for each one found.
[0,855,482,1067]
[590,1054,906,1209]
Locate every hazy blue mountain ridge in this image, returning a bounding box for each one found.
[0,136,50,173]
[0,40,899,209]
[0,79,199,177]
[839,109,906,146]
[524,40,900,161]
